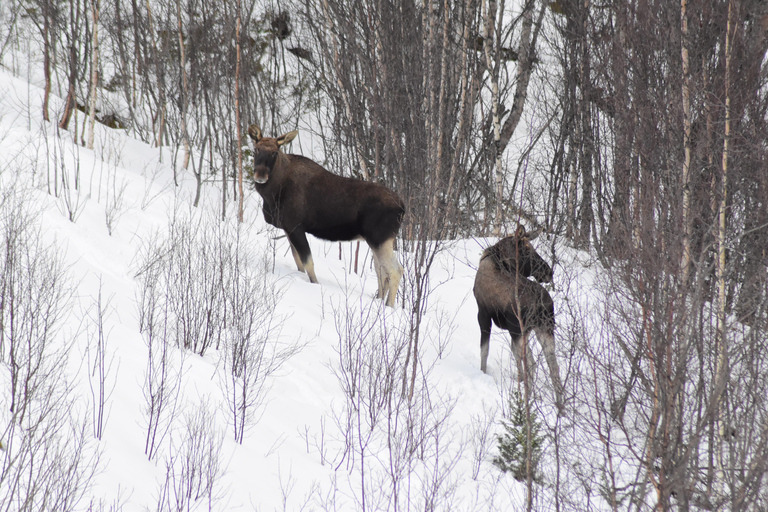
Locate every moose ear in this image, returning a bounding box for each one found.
[276,130,298,146]
[248,124,262,141]
[515,225,527,239]
[526,227,543,240]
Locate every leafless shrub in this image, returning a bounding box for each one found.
[91,129,123,226]
[47,128,89,222]
[220,242,296,444]
[163,217,228,355]
[135,207,298,448]
[273,458,317,512]
[86,278,118,440]
[87,487,129,512]
[0,192,71,419]
[298,415,331,467]
[104,176,127,236]
[135,219,186,460]
[152,398,226,512]
[325,296,463,510]
[468,406,498,481]
[140,162,167,211]
[140,287,186,461]
[134,209,228,356]
[0,188,100,512]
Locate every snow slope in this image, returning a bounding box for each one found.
[0,67,595,511]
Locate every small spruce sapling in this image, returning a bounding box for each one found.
[493,390,543,482]
[242,146,254,184]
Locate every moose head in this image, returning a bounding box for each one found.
[490,225,553,283]
[247,124,298,184]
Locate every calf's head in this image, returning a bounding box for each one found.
[247,125,298,184]
[494,225,553,283]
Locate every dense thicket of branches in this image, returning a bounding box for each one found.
[7,0,547,235]
[556,0,768,276]
[299,0,551,237]
[300,0,480,236]
[547,1,768,509]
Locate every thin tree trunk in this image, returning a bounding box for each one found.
[42,0,51,122]
[715,0,735,500]
[482,0,503,235]
[497,1,546,150]
[143,0,166,155]
[680,0,693,285]
[445,0,475,232]
[113,0,136,127]
[576,0,594,247]
[87,0,99,150]
[176,0,190,170]
[59,0,80,131]
[235,9,244,223]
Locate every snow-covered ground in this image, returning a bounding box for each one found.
[0,64,609,511]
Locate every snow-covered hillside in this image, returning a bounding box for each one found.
[0,67,595,511]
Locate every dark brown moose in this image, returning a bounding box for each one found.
[473,226,564,408]
[247,125,405,307]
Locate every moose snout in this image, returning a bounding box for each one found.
[252,167,270,184]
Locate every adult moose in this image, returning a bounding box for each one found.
[473,226,564,408]
[247,125,404,307]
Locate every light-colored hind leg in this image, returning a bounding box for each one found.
[386,257,403,307]
[382,239,403,308]
[370,247,386,299]
[371,238,403,307]
[535,328,564,410]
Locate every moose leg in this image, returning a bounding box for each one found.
[478,310,492,373]
[288,241,305,272]
[384,239,403,307]
[370,246,386,300]
[287,230,318,283]
[371,238,403,307]
[510,334,536,390]
[535,328,564,409]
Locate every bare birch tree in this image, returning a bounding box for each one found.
[86,0,100,149]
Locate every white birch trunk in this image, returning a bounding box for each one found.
[482,0,503,235]
[87,0,99,150]
[715,0,735,499]
[235,11,243,223]
[680,0,693,285]
[176,0,190,170]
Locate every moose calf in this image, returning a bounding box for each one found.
[473,226,564,408]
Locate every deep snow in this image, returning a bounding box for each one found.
[0,65,596,511]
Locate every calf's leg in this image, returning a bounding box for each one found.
[510,333,535,391]
[478,310,492,373]
[535,328,564,410]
